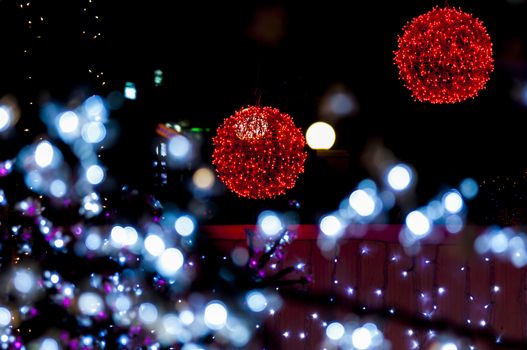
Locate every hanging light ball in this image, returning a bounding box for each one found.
[212,106,307,199]
[394,7,494,104]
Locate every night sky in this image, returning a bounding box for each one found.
[1,0,527,224]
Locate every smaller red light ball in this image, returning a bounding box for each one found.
[212,106,307,199]
[394,7,494,104]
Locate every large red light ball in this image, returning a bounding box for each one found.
[394,7,494,104]
[212,106,307,199]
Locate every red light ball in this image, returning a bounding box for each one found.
[394,7,494,104]
[212,106,307,199]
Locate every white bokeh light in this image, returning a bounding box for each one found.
[50,179,67,198]
[124,226,138,246]
[459,178,478,199]
[349,189,376,217]
[168,135,191,159]
[179,310,195,325]
[85,232,102,251]
[35,141,54,168]
[58,111,80,134]
[175,215,195,237]
[13,270,36,294]
[0,307,11,327]
[0,105,12,132]
[246,291,268,312]
[443,191,463,214]
[320,214,343,237]
[114,295,131,312]
[305,121,336,150]
[204,301,228,330]
[110,226,127,247]
[144,234,166,257]
[490,231,509,254]
[82,122,106,143]
[78,292,104,316]
[84,95,107,120]
[156,248,184,277]
[406,210,431,237]
[39,338,59,350]
[86,165,105,185]
[329,92,354,115]
[326,322,345,341]
[351,326,373,350]
[386,164,413,191]
[258,211,283,236]
[138,303,158,325]
[441,343,458,350]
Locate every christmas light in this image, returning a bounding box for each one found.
[204,301,228,330]
[212,106,306,199]
[394,7,494,103]
[405,210,431,237]
[124,82,137,100]
[442,190,464,214]
[386,164,413,191]
[305,121,336,150]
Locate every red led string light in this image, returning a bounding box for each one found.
[394,7,494,104]
[212,105,307,199]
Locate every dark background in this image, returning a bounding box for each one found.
[1,0,527,224]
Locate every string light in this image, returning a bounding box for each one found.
[82,0,106,87]
[394,7,494,103]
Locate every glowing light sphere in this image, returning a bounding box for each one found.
[40,338,59,350]
[406,210,431,237]
[174,215,195,237]
[386,164,413,191]
[442,190,463,214]
[326,322,345,341]
[349,189,376,217]
[14,270,35,294]
[86,165,105,185]
[78,292,104,316]
[305,121,336,150]
[168,135,191,160]
[441,343,458,350]
[192,167,215,190]
[204,301,228,330]
[258,211,283,236]
[0,307,11,327]
[58,111,80,134]
[144,234,166,257]
[459,178,478,199]
[50,179,67,198]
[82,122,106,143]
[212,106,307,199]
[320,214,343,237]
[351,326,373,350]
[246,291,268,312]
[156,248,184,277]
[179,310,195,325]
[394,7,494,103]
[138,303,158,325]
[35,141,54,168]
[0,105,13,132]
[114,295,131,312]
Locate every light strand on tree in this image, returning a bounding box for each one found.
[81,0,106,87]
